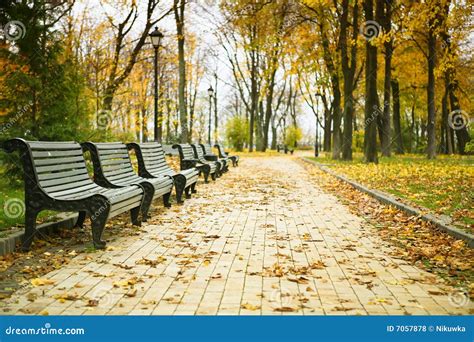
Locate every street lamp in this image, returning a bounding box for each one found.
[149,27,163,142]
[208,86,214,145]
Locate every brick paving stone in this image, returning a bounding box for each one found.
[0,156,472,316]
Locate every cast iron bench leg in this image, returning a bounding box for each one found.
[163,192,172,208]
[174,175,186,204]
[140,183,155,222]
[22,207,38,252]
[130,206,141,226]
[75,211,87,228]
[184,186,191,199]
[89,199,110,249]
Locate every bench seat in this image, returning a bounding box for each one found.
[127,142,199,203]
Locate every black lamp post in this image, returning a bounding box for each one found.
[208,86,214,145]
[149,27,163,142]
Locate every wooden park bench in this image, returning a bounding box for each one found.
[214,143,239,166]
[2,139,147,250]
[200,143,229,173]
[81,142,174,211]
[277,144,294,155]
[172,143,218,183]
[191,144,223,177]
[127,142,199,204]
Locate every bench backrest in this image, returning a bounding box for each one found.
[215,143,228,158]
[3,139,95,198]
[162,144,179,156]
[130,142,171,176]
[173,143,196,161]
[191,144,205,160]
[201,144,214,155]
[82,142,136,187]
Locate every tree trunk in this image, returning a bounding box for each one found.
[426,25,436,159]
[213,74,218,143]
[440,28,470,154]
[249,50,257,152]
[332,93,342,159]
[142,108,149,142]
[409,101,416,153]
[448,84,471,154]
[363,0,378,163]
[319,20,341,159]
[262,69,276,152]
[323,98,332,151]
[391,78,404,154]
[174,0,188,143]
[381,0,392,157]
[157,72,164,142]
[341,0,358,161]
[271,125,277,150]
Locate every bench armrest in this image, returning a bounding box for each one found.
[182,158,199,163]
[204,154,218,161]
[181,158,198,170]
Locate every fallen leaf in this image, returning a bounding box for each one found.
[31,278,56,287]
[86,299,99,307]
[274,306,297,312]
[241,303,261,311]
[288,276,309,284]
[126,289,138,297]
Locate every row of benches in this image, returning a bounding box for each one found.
[276,145,294,155]
[2,139,239,251]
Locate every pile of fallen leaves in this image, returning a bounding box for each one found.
[318,155,473,234]
[165,155,181,171]
[301,159,474,293]
[0,206,165,301]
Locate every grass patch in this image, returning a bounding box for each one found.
[308,153,474,234]
[0,167,60,232]
[0,172,25,231]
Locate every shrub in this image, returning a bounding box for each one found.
[284,125,303,148]
[225,116,248,151]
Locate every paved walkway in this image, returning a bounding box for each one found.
[1,157,471,315]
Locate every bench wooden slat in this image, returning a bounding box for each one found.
[40,173,91,187]
[44,179,96,194]
[33,155,85,166]
[36,162,86,174]
[37,169,88,181]
[32,150,84,158]
[28,142,80,150]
